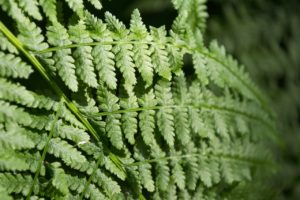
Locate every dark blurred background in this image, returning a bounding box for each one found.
[101,0,300,199]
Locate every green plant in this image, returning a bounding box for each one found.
[0,0,278,199]
[207,0,300,198]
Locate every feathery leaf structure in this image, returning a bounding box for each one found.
[0,0,277,199]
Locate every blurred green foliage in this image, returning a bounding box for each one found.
[207,0,300,199]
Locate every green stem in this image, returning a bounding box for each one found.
[0,21,100,142]
[33,41,155,54]
[33,40,272,116]
[83,103,276,137]
[26,108,60,199]
[0,20,127,195]
[79,152,103,200]
[127,151,275,168]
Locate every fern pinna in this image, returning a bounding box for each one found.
[0,0,278,199]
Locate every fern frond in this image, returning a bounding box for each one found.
[178,189,191,200]
[0,123,34,150]
[47,23,78,92]
[17,17,48,51]
[0,0,25,21]
[155,160,170,192]
[0,150,30,171]
[0,173,38,196]
[49,163,69,196]
[138,162,155,192]
[87,0,102,10]
[0,0,278,199]
[97,85,124,149]
[184,145,199,190]
[0,78,34,106]
[48,137,88,170]
[172,0,208,32]
[0,32,18,53]
[93,169,121,197]
[105,12,136,92]
[104,156,127,180]
[192,53,209,85]
[130,9,154,86]
[155,80,175,147]
[17,0,42,20]
[171,160,186,190]
[120,96,138,145]
[0,101,32,126]
[0,186,12,200]
[198,156,220,187]
[67,174,107,199]
[65,0,84,14]
[167,37,184,75]
[89,18,117,90]
[38,0,57,23]
[0,52,33,78]
[173,74,191,145]
[213,112,230,139]
[208,41,268,108]
[54,120,90,144]
[150,27,172,80]
[162,181,177,200]
[69,22,98,88]
[133,147,155,192]
[138,90,157,146]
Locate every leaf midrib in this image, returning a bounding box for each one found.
[33,40,272,116]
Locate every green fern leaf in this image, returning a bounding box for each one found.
[173,74,191,145]
[120,96,138,145]
[184,144,199,191]
[0,173,38,196]
[17,0,42,20]
[0,123,34,150]
[54,120,90,144]
[155,80,175,147]
[192,53,209,85]
[0,52,33,78]
[39,0,57,22]
[105,12,137,92]
[47,23,78,91]
[48,138,87,170]
[214,112,230,139]
[139,162,155,192]
[0,150,30,171]
[130,9,154,86]
[0,186,12,200]
[0,32,18,53]
[138,90,157,146]
[172,161,186,190]
[65,0,84,14]
[0,101,32,126]
[89,18,117,90]
[0,78,34,106]
[97,85,124,149]
[87,0,102,10]
[51,163,69,195]
[94,170,121,197]
[17,18,48,51]
[67,175,107,199]
[69,22,98,88]
[155,160,170,192]
[150,27,172,80]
